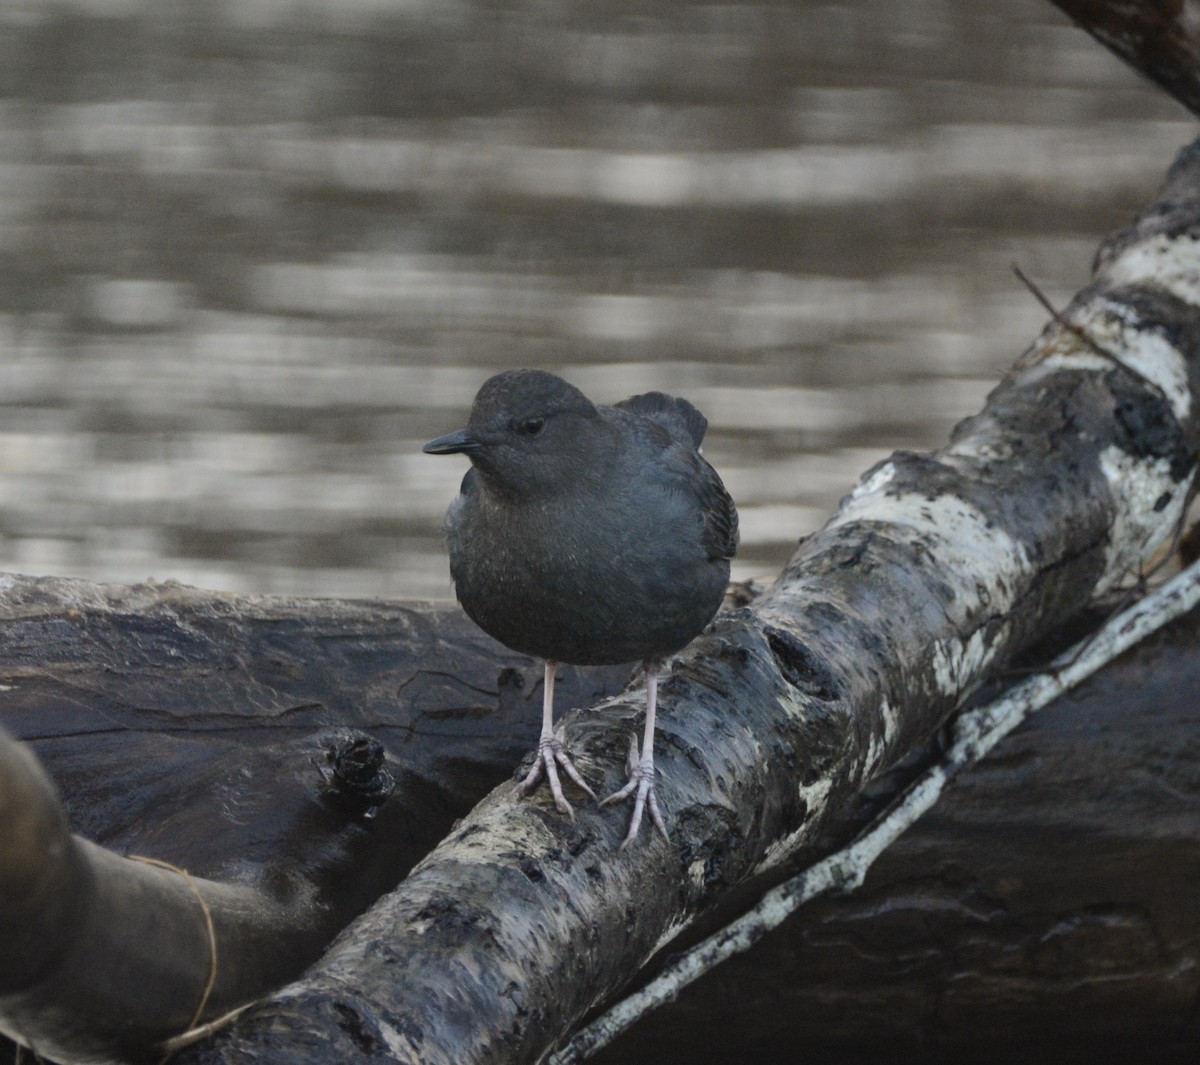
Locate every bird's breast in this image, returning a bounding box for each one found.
[445,490,727,666]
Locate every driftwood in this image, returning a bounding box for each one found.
[3,579,1200,1064]
[136,135,1199,1064]
[0,578,628,1062]
[555,557,1200,1063]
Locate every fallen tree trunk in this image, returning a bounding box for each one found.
[552,555,1200,1063]
[158,136,1200,1065]
[4,581,1200,1063]
[586,600,1200,1064]
[0,727,325,1064]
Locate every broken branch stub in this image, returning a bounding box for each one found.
[178,138,1200,1065]
[0,724,299,1064]
[1050,0,1200,118]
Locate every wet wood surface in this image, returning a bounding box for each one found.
[595,604,1200,1064]
[2,575,1199,1063]
[0,575,629,1062]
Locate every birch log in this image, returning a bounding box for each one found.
[169,138,1200,1065]
[586,601,1200,1064]
[3,576,1199,1063]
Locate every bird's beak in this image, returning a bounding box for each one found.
[423,428,480,455]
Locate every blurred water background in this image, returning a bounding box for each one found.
[0,0,1192,600]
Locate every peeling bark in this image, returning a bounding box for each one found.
[162,139,1200,1065]
[556,557,1200,1062]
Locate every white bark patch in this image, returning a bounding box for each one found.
[1091,297,1192,421]
[796,775,833,818]
[862,730,885,776]
[1014,298,1192,423]
[752,776,832,876]
[1015,349,1121,384]
[1093,445,1186,597]
[857,696,901,778]
[824,490,1030,629]
[861,697,900,779]
[649,915,691,959]
[1102,231,1200,310]
[929,625,1002,700]
[377,1019,421,1060]
[846,459,896,501]
[878,696,898,747]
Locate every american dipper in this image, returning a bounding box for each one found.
[424,369,738,847]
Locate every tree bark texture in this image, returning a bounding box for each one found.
[158,138,1200,1065]
[588,603,1200,1065]
[3,589,1200,1062]
[1051,0,1200,117]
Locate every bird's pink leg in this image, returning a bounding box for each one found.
[601,663,668,848]
[514,660,597,820]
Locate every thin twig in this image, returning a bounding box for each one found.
[551,559,1200,1063]
[1011,261,1066,322]
[158,1004,254,1055]
[126,855,220,1065]
[1010,262,1168,400]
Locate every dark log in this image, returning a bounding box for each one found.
[0,576,628,1062]
[0,725,320,1064]
[1051,0,1200,117]
[0,577,625,865]
[157,137,1200,1065]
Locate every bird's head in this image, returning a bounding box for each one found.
[423,369,607,501]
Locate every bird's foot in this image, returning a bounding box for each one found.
[600,734,668,850]
[514,730,597,821]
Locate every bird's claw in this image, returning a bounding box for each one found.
[514,730,597,820]
[600,733,668,849]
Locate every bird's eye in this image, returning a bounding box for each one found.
[520,416,545,436]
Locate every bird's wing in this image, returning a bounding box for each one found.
[458,467,479,501]
[614,398,738,561]
[697,454,739,561]
[443,468,478,535]
[615,391,708,449]
[648,438,739,562]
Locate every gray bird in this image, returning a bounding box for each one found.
[423,369,738,847]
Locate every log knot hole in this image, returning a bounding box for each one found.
[763,625,842,702]
[324,734,395,817]
[1105,366,1193,480]
[331,1001,380,1055]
